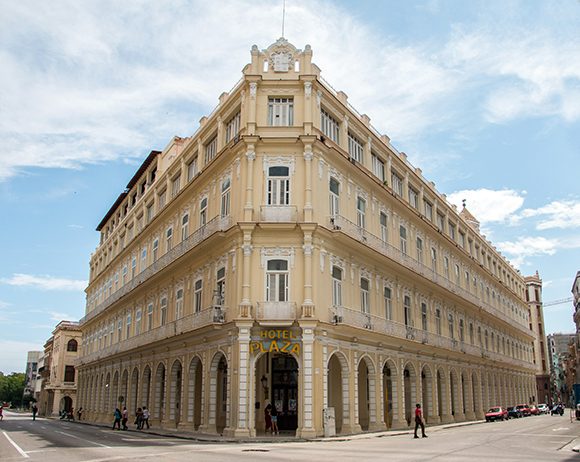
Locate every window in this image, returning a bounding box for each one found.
[194,279,203,313]
[454,264,460,285]
[421,302,428,330]
[449,222,456,241]
[147,303,153,331]
[126,313,132,338]
[485,330,489,350]
[117,318,122,342]
[404,295,412,327]
[266,259,289,302]
[152,238,159,262]
[171,175,181,198]
[391,171,403,196]
[459,232,465,248]
[181,213,189,240]
[160,297,167,326]
[459,319,464,342]
[348,133,363,162]
[332,266,342,307]
[469,322,474,344]
[267,166,290,205]
[437,213,445,232]
[158,189,166,209]
[435,308,441,335]
[67,339,78,352]
[141,246,147,270]
[204,135,218,164]
[329,178,340,217]
[199,197,207,226]
[225,111,241,143]
[135,309,142,335]
[380,212,388,242]
[384,287,392,320]
[187,157,198,181]
[175,288,184,320]
[399,225,407,254]
[409,187,418,209]
[64,365,75,383]
[448,313,454,339]
[321,108,339,143]
[268,97,293,126]
[166,227,173,251]
[372,154,385,181]
[416,237,423,262]
[131,256,137,278]
[216,267,226,305]
[424,201,433,221]
[431,247,437,271]
[360,278,370,314]
[443,256,449,278]
[221,178,231,217]
[146,203,154,223]
[478,326,482,346]
[357,196,366,228]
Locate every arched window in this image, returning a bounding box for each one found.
[67,339,78,352]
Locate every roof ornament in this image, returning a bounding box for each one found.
[462,199,467,209]
[281,0,286,38]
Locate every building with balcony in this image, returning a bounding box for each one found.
[77,39,537,437]
[38,321,81,416]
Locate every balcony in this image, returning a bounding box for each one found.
[79,306,226,365]
[256,301,297,325]
[82,216,232,325]
[260,205,297,222]
[331,306,533,369]
[329,215,530,335]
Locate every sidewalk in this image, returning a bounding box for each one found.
[64,418,486,444]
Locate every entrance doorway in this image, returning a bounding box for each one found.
[255,353,298,434]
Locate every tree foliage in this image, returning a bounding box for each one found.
[0,373,26,407]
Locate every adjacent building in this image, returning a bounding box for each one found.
[22,351,41,405]
[38,321,82,416]
[547,333,575,404]
[77,39,538,437]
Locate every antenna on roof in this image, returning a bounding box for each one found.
[282,0,286,38]
[462,199,466,208]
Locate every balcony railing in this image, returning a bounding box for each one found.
[79,306,226,365]
[256,301,297,320]
[82,216,232,325]
[260,205,297,222]
[329,215,530,335]
[332,306,533,369]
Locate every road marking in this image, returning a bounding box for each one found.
[25,450,57,454]
[2,431,30,458]
[55,431,111,448]
[553,427,569,431]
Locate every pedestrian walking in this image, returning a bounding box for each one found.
[414,403,427,439]
[112,408,122,430]
[142,406,150,429]
[0,405,3,421]
[121,406,128,430]
[271,403,279,435]
[264,403,272,434]
[32,404,38,421]
[135,407,143,430]
[77,407,83,421]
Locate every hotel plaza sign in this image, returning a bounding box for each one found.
[250,328,301,355]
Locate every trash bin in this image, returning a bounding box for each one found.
[323,407,336,437]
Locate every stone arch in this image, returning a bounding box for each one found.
[460,370,468,417]
[169,359,183,425]
[120,369,129,409]
[209,351,229,434]
[187,356,203,429]
[421,364,434,424]
[356,354,376,431]
[153,362,166,421]
[112,370,119,410]
[382,358,398,429]
[130,367,139,414]
[436,367,448,422]
[327,350,350,434]
[140,365,152,410]
[471,370,482,418]
[104,372,111,412]
[449,368,460,420]
[403,361,417,426]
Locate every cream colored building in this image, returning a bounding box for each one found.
[77,39,537,437]
[39,321,81,416]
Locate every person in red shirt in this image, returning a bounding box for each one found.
[414,403,427,438]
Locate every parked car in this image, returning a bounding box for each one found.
[529,405,540,415]
[537,404,549,414]
[507,406,523,418]
[485,406,508,422]
[516,404,532,416]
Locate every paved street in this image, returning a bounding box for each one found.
[1,409,579,462]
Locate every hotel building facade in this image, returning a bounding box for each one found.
[77,39,538,437]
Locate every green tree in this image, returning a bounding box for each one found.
[0,373,26,407]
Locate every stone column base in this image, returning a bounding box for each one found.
[368,422,388,432]
[464,411,476,421]
[454,413,466,422]
[177,422,195,431]
[296,427,318,438]
[441,414,454,424]
[426,415,441,425]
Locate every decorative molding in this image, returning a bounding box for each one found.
[262,155,295,174]
[249,82,257,99]
[260,247,295,268]
[304,81,312,97]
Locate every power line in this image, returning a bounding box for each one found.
[543,297,574,307]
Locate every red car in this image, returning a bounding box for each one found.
[485,406,508,422]
[529,405,540,415]
[516,404,531,416]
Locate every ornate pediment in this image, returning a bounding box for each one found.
[264,38,301,73]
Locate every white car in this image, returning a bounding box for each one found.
[537,403,549,414]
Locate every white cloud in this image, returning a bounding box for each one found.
[1,274,87,291]
[0,340,43,375]
[496,235,580,268]
[516,199,580,230]
[48,311,73,322]
[447,188,525,223]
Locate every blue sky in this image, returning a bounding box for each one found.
[1,0,579,374]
